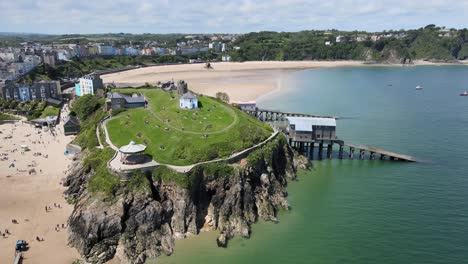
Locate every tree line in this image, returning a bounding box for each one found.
[228,26,468,62]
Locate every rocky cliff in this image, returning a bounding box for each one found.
[64,136,308,264]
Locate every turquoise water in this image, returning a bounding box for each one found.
[156,66,468,264]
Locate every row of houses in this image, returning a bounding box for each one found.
[0,53,42,80]
[48,44,215,59]
[1,72,105,102]
[1,80,61,102]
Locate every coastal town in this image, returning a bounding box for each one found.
[1,0,468,261]
[0,34,239,83]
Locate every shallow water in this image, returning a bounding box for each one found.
[155,66,468,264]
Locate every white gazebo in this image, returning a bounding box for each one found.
[119,141,147,164]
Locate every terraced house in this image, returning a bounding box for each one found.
[1,80,61,101]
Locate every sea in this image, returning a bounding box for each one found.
[155,66,468,264]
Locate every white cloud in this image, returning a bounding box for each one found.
[0,0,466,34]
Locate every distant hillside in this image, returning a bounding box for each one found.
[0,32,187,47]
[228,25,468,63]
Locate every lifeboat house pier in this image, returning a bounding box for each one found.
[284,116,416,162]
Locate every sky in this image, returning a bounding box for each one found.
[0,0,467,34]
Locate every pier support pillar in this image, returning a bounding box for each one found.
[370,152,376,160]
[338,145,344,159]
[380,154,385,160]
[318,143,323,160]
[349,147,354,160]
[359,149,365,160]
[327,144,333,159]
[310,143,315,159]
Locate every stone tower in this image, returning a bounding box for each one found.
[177,80,188,95]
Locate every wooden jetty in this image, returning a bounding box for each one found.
[344,143,417,162]
[244,108,337,122]
[290,140,417,162]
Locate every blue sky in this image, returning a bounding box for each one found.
[1,0,467,34]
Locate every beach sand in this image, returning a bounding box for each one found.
[0,107,80,264]
[102,60,468,101]
[102,61,369,101]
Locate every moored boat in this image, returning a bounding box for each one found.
[416,85,423,90]
[460,91,468,96]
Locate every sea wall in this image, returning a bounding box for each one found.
[64,135,309,264]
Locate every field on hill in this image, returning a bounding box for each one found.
[106,88,272,165]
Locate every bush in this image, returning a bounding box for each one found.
[215,92,230,102]
[246,135,284,166]
[197,162,234,181]
[86,148,121,197]
[72,94,100,120]
[40,106,60,118]
[127,171,151,192]
[153,166,190,189]
[73,109,107,149]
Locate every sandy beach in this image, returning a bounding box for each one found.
[102,61,369,101]
[0,107,80,264]
[101,60,467,102]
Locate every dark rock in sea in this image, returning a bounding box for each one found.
[216,233,227,247]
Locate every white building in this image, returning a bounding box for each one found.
[356,36,366,42]
[325,41,331,46]
[336,36,344,43]
[179,92,198,109]
[222,55,231,62]
[371,35,380,42]
[77,75,103,96]
[231,101,256,111]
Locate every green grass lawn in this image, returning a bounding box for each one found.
[40,106,60,118]
[0,113,20,121]
[115,89,235,132]
[106,88,272,165]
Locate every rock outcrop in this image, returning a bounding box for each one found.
[65,136,308,264]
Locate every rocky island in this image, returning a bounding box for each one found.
[62,87,309,264]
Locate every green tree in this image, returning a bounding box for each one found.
[72,95,100,120]
[215,92,230,102]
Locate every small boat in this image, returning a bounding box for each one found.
[416,85,423,90]
[460,92,468,96]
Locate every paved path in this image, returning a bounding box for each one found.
[103,112,278,173]
[96,124,104,149]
